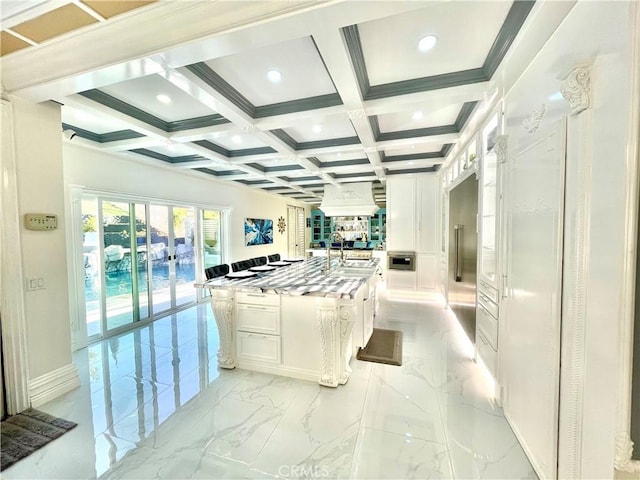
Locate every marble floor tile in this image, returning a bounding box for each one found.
[352,427,453,479]
[2,295,537,480]
[251,377,369,479]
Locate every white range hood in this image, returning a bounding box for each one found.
[319,182,379,217]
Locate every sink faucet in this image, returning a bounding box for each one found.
[327,231,344,271]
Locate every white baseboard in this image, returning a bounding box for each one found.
[236,361,319,383]
[29,363,80,408]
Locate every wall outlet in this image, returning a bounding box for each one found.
[26,277,45,291]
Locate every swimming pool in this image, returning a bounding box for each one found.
[85,263,196,301]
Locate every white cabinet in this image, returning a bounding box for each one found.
[352,277,376,349]
[235,292,281,364]
[387,177,417,252]
[476,281,499,377]
[387,175,439,291]
[417,177,439,253]
[417,254,438,290]
[478,115,502,289]
[475,113,503,382]
[237,332,281,364]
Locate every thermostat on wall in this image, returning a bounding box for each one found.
[24,213,58,231]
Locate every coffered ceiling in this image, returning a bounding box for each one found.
[0,0,539,207]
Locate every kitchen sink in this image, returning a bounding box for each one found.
[328,266,376,278]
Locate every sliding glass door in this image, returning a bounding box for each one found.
[82,195,219,341]
[148,205,196,313]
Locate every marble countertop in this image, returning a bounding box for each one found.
[195,256,380,299]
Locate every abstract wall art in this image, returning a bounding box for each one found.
[244,218,274,246]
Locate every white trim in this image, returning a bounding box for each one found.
[29,363,80,408]
[67,187,88,351]
[615,0,640,473]
[68,184,233,214]
[558,64,592,480]
[0,99,31,415]
[235,362,319,383]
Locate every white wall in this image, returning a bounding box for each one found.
[63,143,310,264]
[11,96,74,381]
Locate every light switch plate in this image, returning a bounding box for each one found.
[24,213,58,231]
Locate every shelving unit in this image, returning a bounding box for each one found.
[332,216,369,241]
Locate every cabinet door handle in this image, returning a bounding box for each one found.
[245,305,268,310]
[502,274,508,299]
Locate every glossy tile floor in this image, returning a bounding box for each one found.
[3,288,537,479]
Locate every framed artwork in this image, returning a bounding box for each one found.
[245,218,273,246]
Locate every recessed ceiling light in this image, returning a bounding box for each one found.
[312,125,322,133]
[418,35,437,52]
[412,111,423,121]
[408,161,415,165]
[156,94,172,104]
[267,69,282,83]
[231,135,242,144]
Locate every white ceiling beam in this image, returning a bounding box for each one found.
[310,27,385,181]
[63,95,170,140]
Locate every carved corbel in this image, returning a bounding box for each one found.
[338,303,356,384]
[494,135,508,164]
[317,297,340,387]
[614,433,638,472]
[560,65,591,116]
[211,289,236,369]
[522,104,546,134]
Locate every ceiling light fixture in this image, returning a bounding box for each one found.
[156,94,172,104]
[412,111,423,121]
[267,69,282,83]
[312,125,322,133]
[418,35,437,52]
[231,135,242,144]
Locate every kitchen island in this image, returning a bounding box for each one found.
[196,256,379,387]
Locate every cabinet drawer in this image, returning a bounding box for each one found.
[477,331,497,378]
[236,291,280,306]
[237,332,281,364]
[478,280,499,304]
[477,303,498,350]
[477,291,499,319]
[237,304,280,335]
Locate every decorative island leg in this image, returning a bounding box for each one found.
[210,289,236,369]
[317,297,340,387]
[338,303,355,385]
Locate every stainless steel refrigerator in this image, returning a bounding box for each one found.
[448,174,478,343]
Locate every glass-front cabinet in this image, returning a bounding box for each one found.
[311,210,331,243]
[369,208,386,245]
[479,114,500,287]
